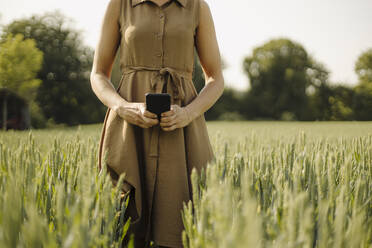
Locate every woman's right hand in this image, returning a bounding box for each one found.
[115,102,159,128]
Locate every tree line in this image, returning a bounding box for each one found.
[199,39,372,121]
[0,12,371,129]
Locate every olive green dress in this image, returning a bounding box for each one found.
[97,0,214,247]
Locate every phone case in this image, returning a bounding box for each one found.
[145,93,171,119]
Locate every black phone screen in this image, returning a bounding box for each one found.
[145,93,171,119]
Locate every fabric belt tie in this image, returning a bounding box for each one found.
[122,66,193,157]
[122,65,192,103]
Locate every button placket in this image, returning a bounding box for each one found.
[158,9,165,65]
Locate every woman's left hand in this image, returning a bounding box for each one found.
[160,105,193,131]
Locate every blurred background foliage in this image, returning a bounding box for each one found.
[1,11,105,128]
[0,11,372,129]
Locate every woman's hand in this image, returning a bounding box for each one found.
[160,105,193,131]
[115,102,159,128]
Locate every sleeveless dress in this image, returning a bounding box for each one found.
[97,0,214,247]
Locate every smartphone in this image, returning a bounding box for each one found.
[145,93,171,119]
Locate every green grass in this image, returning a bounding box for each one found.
[0,121,371,247]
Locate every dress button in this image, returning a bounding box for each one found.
[156,53,162,57]
[159,14,164,18]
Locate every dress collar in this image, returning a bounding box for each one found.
[132,0,187,8]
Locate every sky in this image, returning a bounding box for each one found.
[1,0,372,90]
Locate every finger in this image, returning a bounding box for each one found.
[143,110,157,119]
[160,115,174,123]
[143,116,159,126]
[162,124,177,131]
[141,120,153,128]
[160,118,176,127]
[161,109,174,117]
[137,122,148,128]
[161,117,177,126]
[144,115,158,123]
[149,118,159,126]
[135,119,147,128]
[133,116,148,128]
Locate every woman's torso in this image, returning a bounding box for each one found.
[118,0,199,75]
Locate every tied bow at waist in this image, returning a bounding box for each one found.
[122,66,193,103]
[121,66,193,158]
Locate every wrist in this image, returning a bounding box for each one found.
[112,99,130,113]
[184,105,200,122]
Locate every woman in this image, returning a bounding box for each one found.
[90,0,224,247]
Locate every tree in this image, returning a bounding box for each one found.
[327,84,354,121]
[352,83,372,120]
[0,34,43,130]
[355,48,372,84]
[205,87,244,120]
[1,11,105,126]
[352,48,372,120]
[243,38,324,120]
[306,59,333,120]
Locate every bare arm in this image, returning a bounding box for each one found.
[160,0,225,130]
[90,0,123,111]
[90,0,158,128]
[187,0,225,119]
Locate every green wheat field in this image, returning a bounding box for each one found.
[0,121,371,248]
